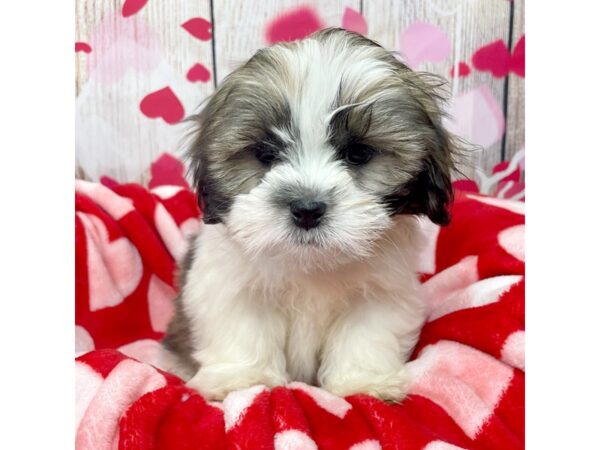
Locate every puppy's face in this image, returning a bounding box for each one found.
[188,29,456,270]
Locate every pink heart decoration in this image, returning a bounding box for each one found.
[87,12,161,83]
[140,87,185,124]
[341,7,367,35]
[181,17,212,41]
[186,63,211,83]
[449,62,471,78]
[445,85,505,148]
[75,42,92,53]
[472,35,525,78]
[122,0,148,18]
[266,6,323,44]
[398,21,451,68]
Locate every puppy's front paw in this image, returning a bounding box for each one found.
[321,366,411,402]
[186,365,288,401]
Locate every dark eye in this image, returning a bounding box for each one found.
[345,143,374,165]
[252,143,277,165]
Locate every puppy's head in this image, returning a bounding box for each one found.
[187,28,457,270]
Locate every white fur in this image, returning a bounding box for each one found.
[179,216,425,401]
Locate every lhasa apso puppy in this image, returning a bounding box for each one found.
[161,28,457,401]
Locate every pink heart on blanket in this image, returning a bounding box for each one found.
[182,17,212,41]
[121,0,148,18]
[186,63,211,83]
[77,213,143,311]
[147,275,176,333]
[341,7,367,35]
[398,22,451,68]
[140,87,185,124]
[266,6,323,44]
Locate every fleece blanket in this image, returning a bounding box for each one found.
[75,164,524,450]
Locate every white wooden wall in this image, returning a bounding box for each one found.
[75,0,524,184]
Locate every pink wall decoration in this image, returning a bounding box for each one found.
[75,0,524,187]
[398,21,451,69]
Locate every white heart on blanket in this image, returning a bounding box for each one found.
[75,325,95,356]
[349,439,382,450]
[498,225,525,262]
[118,339,165,367]
[423,441,467,450]
[223,385,268,431]
[288,382,352,419]
[274,430,318,450]
[78,212,143,311]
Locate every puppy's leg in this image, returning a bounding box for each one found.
[318,296,424,401]
[186,299,289,401]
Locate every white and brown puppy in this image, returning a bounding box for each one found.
[161,28,458,401]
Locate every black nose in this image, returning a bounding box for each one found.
[290,200,327,230]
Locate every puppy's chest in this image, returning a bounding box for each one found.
[278,284,347,383]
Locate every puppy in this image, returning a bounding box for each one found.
[161,28,457,401]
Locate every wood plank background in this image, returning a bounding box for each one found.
[75,0,524,184]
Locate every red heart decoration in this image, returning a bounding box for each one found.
[472,40,511,77]
[471,35,525,78]
[186,63,211,83]
[181,18,212,41]
[510,35,525,77]
[449,61,471,78]
[140,87,185,124]
[75,42,92,53]
[148,153,189,189]
[122,0,148,17]
[266,6,323,44]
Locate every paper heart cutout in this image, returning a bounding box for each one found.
[266,6,323,44]
[511,35,525,77]
[399,21,451,68]
[122,0,148,18]
[140,87,185,124]
[472,35,525,78]
[449,61,471,78]
[148,153,189,189]
[182,17,212,41]
[341,7,367,35]
[186,63,211,83]
[75,42,92,53]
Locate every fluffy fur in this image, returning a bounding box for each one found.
[161,28,458,401]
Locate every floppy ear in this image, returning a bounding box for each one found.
[385,122,455,226]
[405,151,454,225]
[191,163,226,225]
[185,83,237,225]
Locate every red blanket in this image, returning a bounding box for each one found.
[75,173,524,449]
